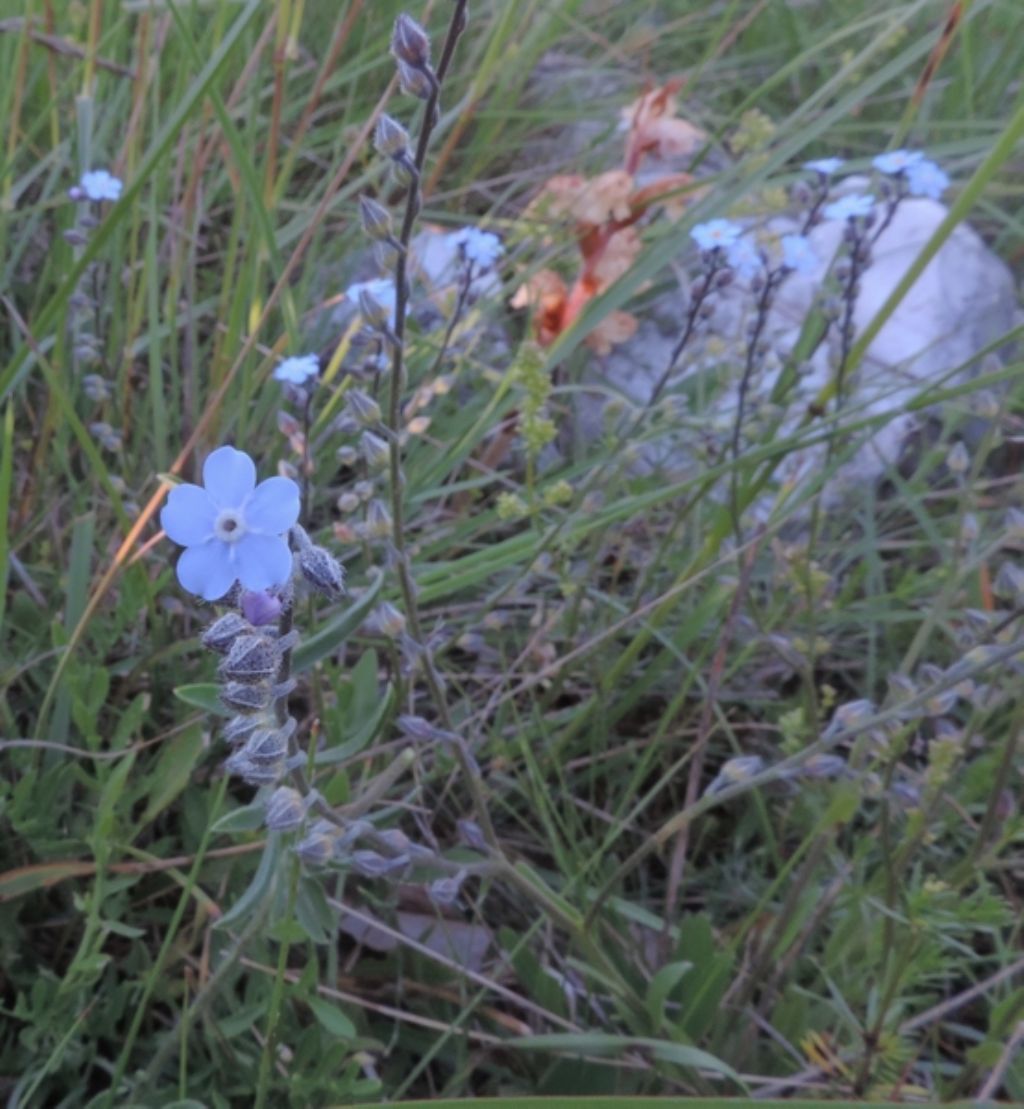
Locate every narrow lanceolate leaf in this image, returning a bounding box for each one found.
[292,570,384,672]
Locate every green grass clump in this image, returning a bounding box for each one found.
[1,0,1023,1105]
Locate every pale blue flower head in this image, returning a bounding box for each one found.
[725,236,761,279]
[905,159,949,199]
[273,353,319,386]
[872,149,925,176]
[450,226,503,269]
[781,233,817,275]
[346,278,397,327]
[161,446,300,601]
[71,169,123,202]
[803,157,845,177]
[822,193,875,222]
[691,219,742,252]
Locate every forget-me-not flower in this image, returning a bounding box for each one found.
[346,278,398,328]
[71,169,124,202]
[823,193,875,222]
[803,157,845,177]
[781,234,817,275]
[450,227,504,269]
[273,353,320,386]
[691,219,742,252]
[872,149,925,176]
[905,159,949,199]
[161,446,300,601]
[725,236,761,279]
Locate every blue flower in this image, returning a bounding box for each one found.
[822,193,875,222]
[781,233,817,274]
[71,169,123,202]
[161,446,300,601]
[691,219,742,251]
[450,227,504,269]
[273,353,319,386]
[346,278,397,327]
[725,236,762,279]
[872,149,925,175]
[803,157,845,177]
[905,159,949,199]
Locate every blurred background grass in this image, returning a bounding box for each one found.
[1,0,1023,1104]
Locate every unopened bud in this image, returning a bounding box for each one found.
[296,822,340,866]
[353,479,375,502]
[336,492,360,513]
[351,850,410,878]
[364,499,392,540]
[299,545,346,599]
[357,287,391,331]
[391,13,431,68]
[360,431,390,470]
[241,589,284,627]
[374,114,411,159]
[358,195,393,241]
[82,374,110,402]
[218,634,281,685]
[397,60,433,100]
[369,601,406,638]
[346,389,382,426]
[201,612,252,655]
[428,869,467,907]
[336,445,358,466]
[946,440,970,475]
[265,786,305,832]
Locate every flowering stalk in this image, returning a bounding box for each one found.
[374,3,500,849]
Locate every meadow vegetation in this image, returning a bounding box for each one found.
[1,0,1023,1105]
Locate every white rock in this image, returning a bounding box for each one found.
[588,192,1019,512]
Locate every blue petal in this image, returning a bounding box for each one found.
[161,483,217,546]
[245,476,301,535]
[176,539,237,600]
[234,533,294,590]
[203,446,256,508]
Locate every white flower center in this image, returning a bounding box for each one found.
[214,508,247,543]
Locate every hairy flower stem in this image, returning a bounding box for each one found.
[730,269,782,538]
[384,0,498,847]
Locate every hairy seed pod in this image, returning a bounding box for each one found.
[242,727,290,767]
[220,681,272,714]
[264,786,305,832]
[299,545,346,599]
[201,612,252,655]
[218,635,280,685]
[346,389,382,427]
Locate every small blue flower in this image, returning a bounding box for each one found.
[161,446,300,601]
[346,278,397,327]
[872,149,925,175]
[691,219,742,252]
[273,353,319,386]
[450,226,503,269]
[905,159,949,199]
[781,233,817,274]
[71,169,123,202]
[725,236,762,279]
[822,193,875,222]
[803,157,845,177]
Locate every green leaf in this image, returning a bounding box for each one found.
[646,961,692,1028]
[307,996,357,1041]
[211,801,266,835]
[138,725,204,826]
[175,683,232,717]
[507,1033,740,1084]
[214,834,282,931]
[293,571,383,673]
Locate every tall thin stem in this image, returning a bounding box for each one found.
[383,0,498,846]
